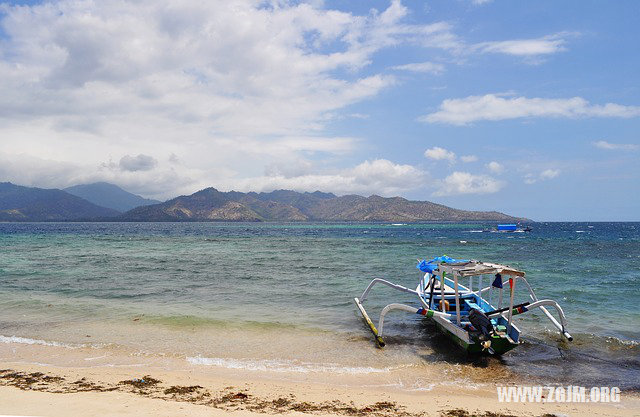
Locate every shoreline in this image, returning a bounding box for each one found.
[1,361,638,417]
[1,221,638,415]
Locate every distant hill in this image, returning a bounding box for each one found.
[0,182,119,221]
[120,187,526,222]
[65,182,160,212]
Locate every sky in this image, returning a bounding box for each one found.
[0,0,638,221]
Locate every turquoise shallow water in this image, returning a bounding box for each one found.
[0,222,638,389]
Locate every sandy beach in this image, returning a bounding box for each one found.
[1,359,638,417]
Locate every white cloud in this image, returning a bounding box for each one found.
[434,171,504,196]
[392,61,444,74]
[414,25,572,58]
[593,140,639,151]
[1,0,449,196]
[264,159,315,179]
[473,33,570,56]
[228,159,427,196]
[460,155,478,163]
[0,152,202,198]
[0,151,425,199]
[486,161,504,174]
[0,0,588,198]
[471,0,493,5]
[421,94,640,125]
[119,154,157,172]
[424,146,456,162]
[540,169,560,179]
[215,136,358,156]
[524,168,561,184]
[348,113,370,120]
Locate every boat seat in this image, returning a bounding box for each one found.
[463,300,481,311]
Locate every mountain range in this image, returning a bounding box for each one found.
[0,182,526,222]
[120,187,525,222]
[65,182,160,212]
[0,182,119,221]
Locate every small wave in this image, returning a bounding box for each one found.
[467,230,484,233]
[390,223,407,226]
[0,335,77,349]
[576,230,585,233]
[604,336,639,347]
[408,384,435,391]
[84,354,109,361]
[187,356,393,374]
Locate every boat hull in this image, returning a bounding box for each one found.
[432,318,519,355]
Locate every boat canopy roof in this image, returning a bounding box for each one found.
[418,256,525,277]
[441,261,525,277]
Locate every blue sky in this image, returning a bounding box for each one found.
[0,0,638,220]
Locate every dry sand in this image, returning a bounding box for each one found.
[0,362,637,417]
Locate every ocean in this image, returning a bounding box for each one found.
[0,222,638,390]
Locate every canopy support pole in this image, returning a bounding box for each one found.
[507,276,516,334]
[439,272,446,311]
[453,272,461,325]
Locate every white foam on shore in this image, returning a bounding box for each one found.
[0,335,78,349]
[605,336,639,346]
[187,356,394,374]
[84,354,109,361]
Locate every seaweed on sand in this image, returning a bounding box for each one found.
[1,368,548,417]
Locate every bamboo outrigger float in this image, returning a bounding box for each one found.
[354,256,572,354]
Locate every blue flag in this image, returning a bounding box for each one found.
[492,273,503,288]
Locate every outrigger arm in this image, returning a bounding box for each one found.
[354,277,457,348]
[507,277,573,341]
[378,304,453,337]
[358,278,418,302]
[487,299,572,341]
[354,278,422,347]
[354,297,454,348]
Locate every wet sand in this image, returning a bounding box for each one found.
[1,318,638,417]
[1,360,638,417]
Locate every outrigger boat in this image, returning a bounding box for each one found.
[354,256,572,354]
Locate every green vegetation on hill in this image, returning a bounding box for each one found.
[120,187,526,222]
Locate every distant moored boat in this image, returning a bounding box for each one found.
[497,224,532,232]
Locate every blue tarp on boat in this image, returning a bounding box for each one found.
[417,255,469,273]
[497,224,517,231]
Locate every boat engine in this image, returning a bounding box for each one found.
[469,308,495,352]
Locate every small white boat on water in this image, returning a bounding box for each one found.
[354,256,571,355]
